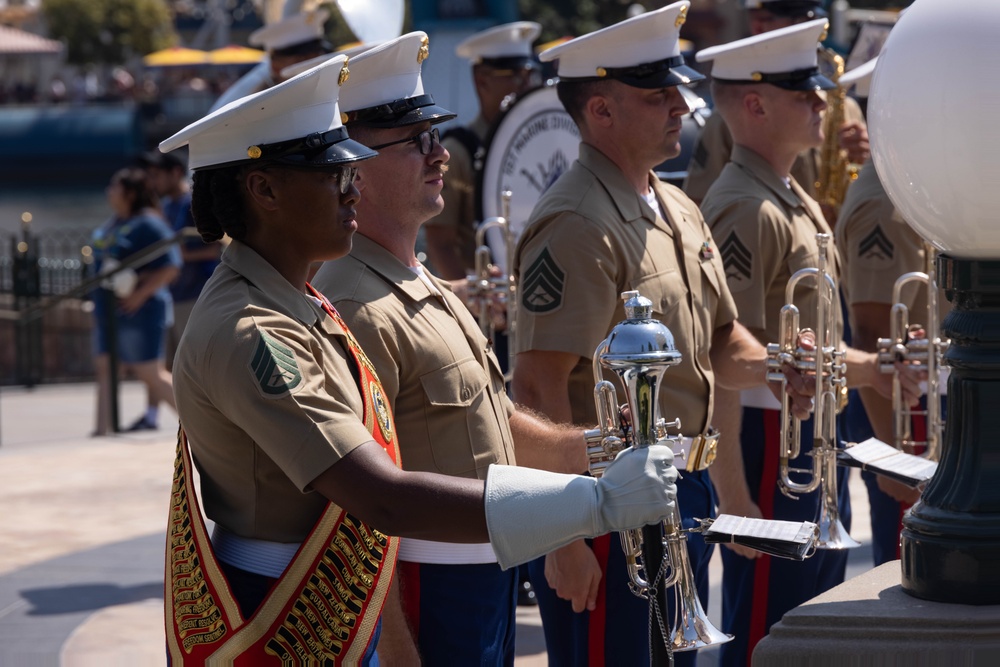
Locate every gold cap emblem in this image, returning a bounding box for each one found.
[676,6,688,28]
[751,72,763,82]
[418,36,429,64]
[247,145,262,159]
[338,62,350,86]
[596,67,607,77]
[341,111,348,124]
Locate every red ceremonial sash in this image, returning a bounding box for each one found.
[165,289,400,664]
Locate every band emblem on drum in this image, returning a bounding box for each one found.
[719,231,752,289]
[521,247,566,313]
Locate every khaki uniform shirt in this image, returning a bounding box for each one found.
[683,96,866,203]
[835,159,947,335]
[313,235,516,479]
[173,241,375,543]
[514,143,738,434]
[701,145,843,347]
[425,116,490,272]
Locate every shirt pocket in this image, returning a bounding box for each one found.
[419,356,493,475]
[633,268,685,318]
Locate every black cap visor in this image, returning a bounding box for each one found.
[562,56,706,89]
[478,55,540,71]
[195,127,376,172]
[754,3,828,19]
[272,38,333,58]
[344,93,457,128]
[715,67,835,92]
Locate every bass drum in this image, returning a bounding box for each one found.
[478,84,580,270]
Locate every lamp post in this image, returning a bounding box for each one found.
[868,0,1000,604]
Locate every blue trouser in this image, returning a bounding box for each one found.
[842,391,905,565]
[718,408,851,667]
[842,390,944,566]
[398,560,517,666]
[529,469,716,667]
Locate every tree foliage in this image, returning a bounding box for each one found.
[42,0,177,66]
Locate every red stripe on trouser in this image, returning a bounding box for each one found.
[398,560,421,638]
[748,409,781,664]
[588,534,612,667]
[895,412,929,558]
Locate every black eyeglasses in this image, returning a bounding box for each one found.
[333,165,360,194]
[368,127,441,156]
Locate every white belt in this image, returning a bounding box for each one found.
[923,367,950,396]
[398,538,498,565]
[212,525,299,578]
[741,385,782,411]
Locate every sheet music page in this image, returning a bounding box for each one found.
[708,514,816,544]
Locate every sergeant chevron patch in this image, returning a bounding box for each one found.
[720,231,752,289]
[858,225,894,263]
[250,329,302,397]
[521,247,566,313]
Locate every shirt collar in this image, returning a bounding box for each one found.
[222,240,328,331]
[730,144,804,209]
[349,235,440,304]
[577,143,657,225]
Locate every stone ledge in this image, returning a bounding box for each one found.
[754,561,1000,666]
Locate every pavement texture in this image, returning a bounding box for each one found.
[0,382,878,666]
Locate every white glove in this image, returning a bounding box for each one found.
[484,444,678,570]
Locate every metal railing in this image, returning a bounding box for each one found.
[0,226,199,439]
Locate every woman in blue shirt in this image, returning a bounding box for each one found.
[91,167,182,435]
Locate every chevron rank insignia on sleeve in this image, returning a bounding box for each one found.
[521,247,566,313]
[720,231,752,287]
[858,225,894,265]
[250,329,302,396]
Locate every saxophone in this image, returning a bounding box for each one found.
[815,49,860,220]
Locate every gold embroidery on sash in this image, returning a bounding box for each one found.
[168,439,227,652]
[264,515,389,661]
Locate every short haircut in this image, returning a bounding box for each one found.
[555,78,618,126]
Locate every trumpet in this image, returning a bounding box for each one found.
[765,234,859,550]
[587,291,731,660]
[876,243,949,459]
[465,190,517,376]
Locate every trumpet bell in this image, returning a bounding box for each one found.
[670,578,734,651]
[815,515,861,550]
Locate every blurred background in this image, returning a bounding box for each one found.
[0,0,909,387]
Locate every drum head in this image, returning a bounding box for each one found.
[478,85,580,268]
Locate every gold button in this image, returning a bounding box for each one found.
[247,146,262,159]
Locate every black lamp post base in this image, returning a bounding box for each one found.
[900,255,1000,604]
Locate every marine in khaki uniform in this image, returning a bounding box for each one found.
[513,4,813,665]
[159,52,682,664]
[312,33,590,665]
[682,0,869,205]
[424,22,542,280]
[696,21,922,666]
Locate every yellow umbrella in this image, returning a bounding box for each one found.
[208,45,266,65]
[142,46,209,67]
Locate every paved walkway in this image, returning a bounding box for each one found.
[0,382,878,665]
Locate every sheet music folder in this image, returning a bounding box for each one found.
[837,437,938,488]
[703,514,818,561]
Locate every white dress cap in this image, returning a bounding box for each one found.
[159,54,375,170]
[340,31,456,128]
[249,9,329,52]
[455,21,541,63]
[840,55,877,97]
[696,18,834,90]
[538,1,703,88]
[280,41,382,81]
